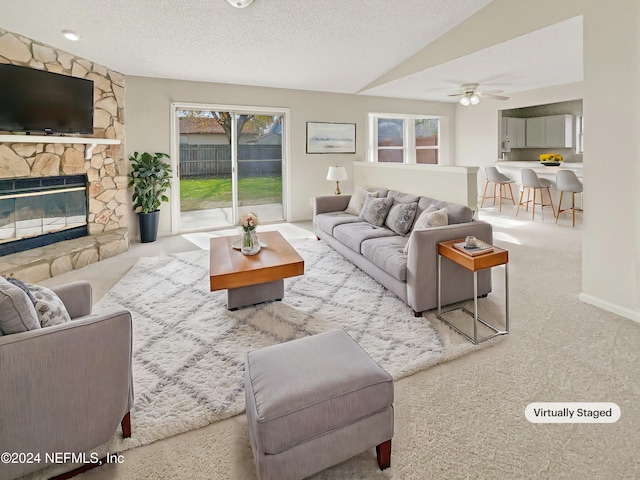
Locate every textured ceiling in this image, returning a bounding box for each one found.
[0,0,582,102]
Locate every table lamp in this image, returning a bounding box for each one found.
[326,166,348,195]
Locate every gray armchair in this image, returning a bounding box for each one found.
[0,281,134,480]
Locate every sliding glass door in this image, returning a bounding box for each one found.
[173,105,286,232]
[236,113,284,220]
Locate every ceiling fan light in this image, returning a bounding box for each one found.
[459,95,471,106]
[470,93,480,105]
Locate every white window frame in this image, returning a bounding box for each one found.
[367,113,442,164]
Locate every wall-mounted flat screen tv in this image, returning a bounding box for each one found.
[0,64,94,135]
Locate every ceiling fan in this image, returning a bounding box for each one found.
[448,83,509,106]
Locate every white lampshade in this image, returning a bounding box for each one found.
[326,166,348,181]
[459,95,471,106]
[327,166,348,194]
[469,93,480,105]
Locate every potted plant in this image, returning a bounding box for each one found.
[127,151,172,243]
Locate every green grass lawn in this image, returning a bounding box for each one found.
[180,175,282,211]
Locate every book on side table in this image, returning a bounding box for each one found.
[452,240,494,256]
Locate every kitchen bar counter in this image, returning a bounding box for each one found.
[495,161,582,179]
[493,161,583,212]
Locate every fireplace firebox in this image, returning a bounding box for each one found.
[0,175,88,256]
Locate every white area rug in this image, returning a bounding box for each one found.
[92,238,498,454]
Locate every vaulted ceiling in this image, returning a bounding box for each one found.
[0,0,583,103]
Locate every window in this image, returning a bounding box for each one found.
[369,114,440,164]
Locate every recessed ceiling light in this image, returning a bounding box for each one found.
[226,0,254,8]
[61,30,82,41]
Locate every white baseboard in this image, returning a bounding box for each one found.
[579,293,640,324]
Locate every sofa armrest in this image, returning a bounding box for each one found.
[51,280,93,318]
[0,309,134,478]
[314,195,351,216]
[406,221,493,312]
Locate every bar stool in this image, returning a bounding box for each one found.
[555,169,583,226]
[516,168,556,220]
[480,166,516,212]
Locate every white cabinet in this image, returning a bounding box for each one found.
[501,117,526,151]
[545,114,573,148]
[525,117,546,147]
[525,115,573,148]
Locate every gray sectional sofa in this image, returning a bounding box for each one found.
[313,187,493,316]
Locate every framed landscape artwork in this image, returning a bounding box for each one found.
[306,122,356,154]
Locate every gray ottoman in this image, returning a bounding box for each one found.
[245,329,394,480]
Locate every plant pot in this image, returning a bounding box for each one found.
[138,210,160,243]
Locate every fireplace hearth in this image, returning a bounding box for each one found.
[0,175,88,256]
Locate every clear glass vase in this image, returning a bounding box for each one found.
[241,229,261,255]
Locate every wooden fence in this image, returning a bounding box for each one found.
[179,144,282,178]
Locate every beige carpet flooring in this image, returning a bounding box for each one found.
[38,208,640,480]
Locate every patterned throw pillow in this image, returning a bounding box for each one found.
[384,202,418,236]
[403,205,449,254]
[345,187,376,215]
[28,284,72,328]
[413,205,448,230]
[359,195,394,227]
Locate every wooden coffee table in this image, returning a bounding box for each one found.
[210,231,304,309]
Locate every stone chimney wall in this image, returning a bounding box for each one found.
[0,28,127,236]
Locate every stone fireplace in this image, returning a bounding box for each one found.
[0,29,129,282]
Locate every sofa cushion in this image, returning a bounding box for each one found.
[0,276,41,335]
[387,190,420,205]
[384,201,418,236]
[345,187,377,215]
[334,222,397,253]
[361,237,409,281]
[359,195,393,227]
[417,196,474,225]
[315,212,362,236]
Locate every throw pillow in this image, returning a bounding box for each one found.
[403,206,449,254]
[359,195,394,227]
[28,284,72,328]
[413,205,448,230]
[345,187,376,215]
[385,202,418,236]
[0,276,41,335]
[6,276,37,303]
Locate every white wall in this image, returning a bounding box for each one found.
[124,77,455,235]
[454,4,640,322]
[579,1,639,321]
[352,162,479,209]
